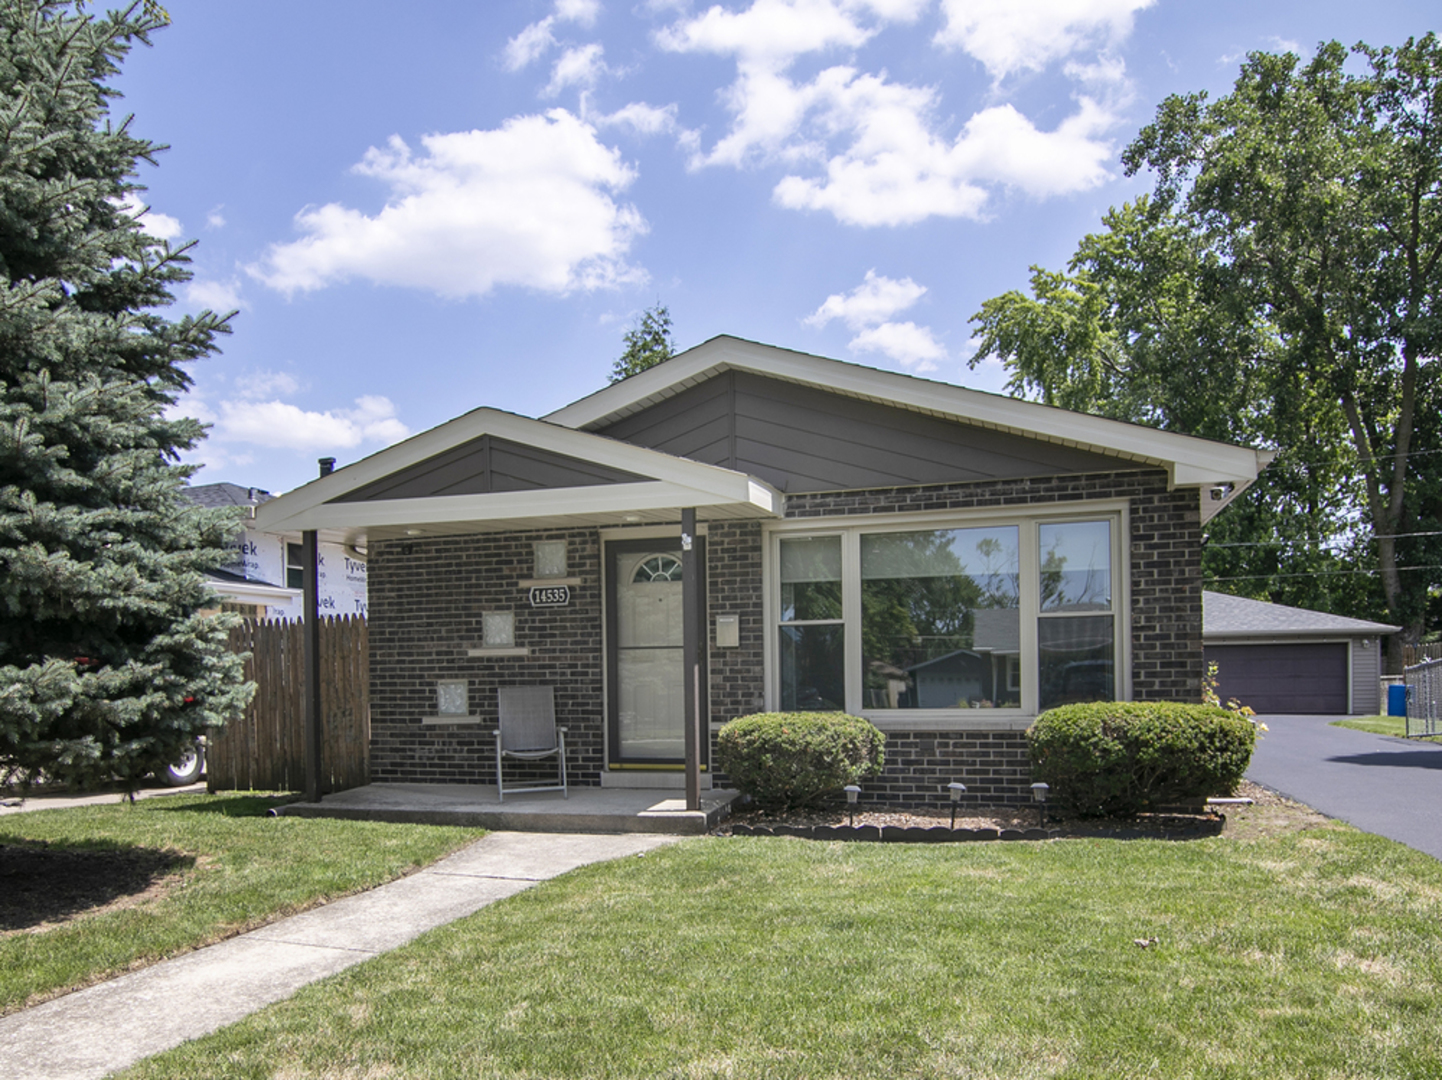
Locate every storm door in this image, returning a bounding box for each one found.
[606,538,706,767]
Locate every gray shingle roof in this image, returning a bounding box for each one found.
[1203,590,1399,639]
[183,482,275,509]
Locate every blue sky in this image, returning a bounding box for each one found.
[115,0,1431,494]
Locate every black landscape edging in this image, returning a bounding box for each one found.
[727,824,1060,842]
[726,816,1226,843]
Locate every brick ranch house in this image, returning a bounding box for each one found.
[254,336,1271,806]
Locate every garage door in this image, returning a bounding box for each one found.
[1203,643,1349,714]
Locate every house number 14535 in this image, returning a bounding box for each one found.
[529,585,570,607]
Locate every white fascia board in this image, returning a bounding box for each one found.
[546,336,1270,488]
[259,480,780,535]
[210,579,298,602]
[254,406,781,534]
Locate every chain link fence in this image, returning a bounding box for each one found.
[1405,657,1442,738]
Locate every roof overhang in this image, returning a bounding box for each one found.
[206,577,298,603]
[253,407,783,546]
[545,336,1274,523]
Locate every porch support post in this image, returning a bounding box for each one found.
[682,507,701,812]
[302,529,323,803]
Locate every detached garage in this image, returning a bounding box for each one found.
[1202,591,1398,715]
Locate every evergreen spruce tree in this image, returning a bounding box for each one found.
[609,304,675,382]
[0,0,249,791]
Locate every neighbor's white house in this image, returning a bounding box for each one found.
[186,482,368,620]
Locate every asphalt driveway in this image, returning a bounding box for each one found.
[1247,714,1442,862]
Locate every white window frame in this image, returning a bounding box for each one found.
[763,502,1131,732]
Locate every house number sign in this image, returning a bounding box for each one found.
[529,585,571,608]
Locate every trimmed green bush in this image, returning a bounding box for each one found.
[716,712,885,811]
[1027,702,1256,817]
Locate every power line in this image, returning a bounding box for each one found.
[1208,563,1442,582]
[1208,530,1442,548]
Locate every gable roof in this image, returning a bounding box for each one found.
[1203,591,1399,639]
[253,406,783,544]
[546,336,1273,522]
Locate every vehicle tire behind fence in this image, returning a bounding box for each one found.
[161,740,205,786]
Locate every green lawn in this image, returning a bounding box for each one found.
[122,822,1442,1080]
[0,793,482,1013]
[1331,714,1442,741]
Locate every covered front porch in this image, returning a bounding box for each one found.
[253,407,783,812]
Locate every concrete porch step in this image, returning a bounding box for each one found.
[276,782,739,835]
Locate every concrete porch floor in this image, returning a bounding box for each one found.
[276,782,740,835]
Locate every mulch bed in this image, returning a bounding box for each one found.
[716,780,1305,844]
[0,841,189,935]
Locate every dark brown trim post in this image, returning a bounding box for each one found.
[303,528,322,803]
[681,507,700,812]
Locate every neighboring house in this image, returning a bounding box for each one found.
[1202,590,1399,715]
[185,482,368,620]
[254,336,1270,804]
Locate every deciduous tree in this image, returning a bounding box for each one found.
[973,36,1442,664]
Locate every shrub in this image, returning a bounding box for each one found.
[1027,702,1256,817]
[716,712,885,811]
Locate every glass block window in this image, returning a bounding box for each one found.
[483,611,515,647]
[534,540,567,579]
[436,680,469,717]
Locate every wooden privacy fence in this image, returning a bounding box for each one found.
[208,615,369,794]
[1404,643,1442,667]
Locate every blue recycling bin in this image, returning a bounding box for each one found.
[1388,683,1408,717]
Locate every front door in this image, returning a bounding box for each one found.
[606,539,706,767]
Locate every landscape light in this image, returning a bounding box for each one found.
[1031,782,1050,828]
[844,784,861,827]
[947,782,967,829]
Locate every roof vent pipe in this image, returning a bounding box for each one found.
[318,457,336,477]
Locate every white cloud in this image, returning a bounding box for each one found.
[505,18,557,70]
[774,82,1115,226]
[934,0,1153,81]
[805,269,926,329]
[119,194,184,241]
[594,101,680,135]
[205,205,227,229]
[249,110,647,299]
[505,0,604,71]
[661,1,1119,225]
[184,277,247,312]
[849,320,944,371]
[556,0,601,25]
[236,370,302,400]
[216,395,409,452]
[806,270,942,370]
[543,43,609,97]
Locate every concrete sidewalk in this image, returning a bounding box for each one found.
[0,831,678,1080]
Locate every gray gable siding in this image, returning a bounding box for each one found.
[332,434,647,503]
[594,370,1123,492]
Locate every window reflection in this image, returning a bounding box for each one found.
[860,527,1020,709]
[1039,521,1111,612]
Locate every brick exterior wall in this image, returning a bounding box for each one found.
[368,528,605,787]
[367,468,1203,807]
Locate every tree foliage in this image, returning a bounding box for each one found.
[972,36,1442,659]
[609,304,675,382]
[0,1,249,790]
